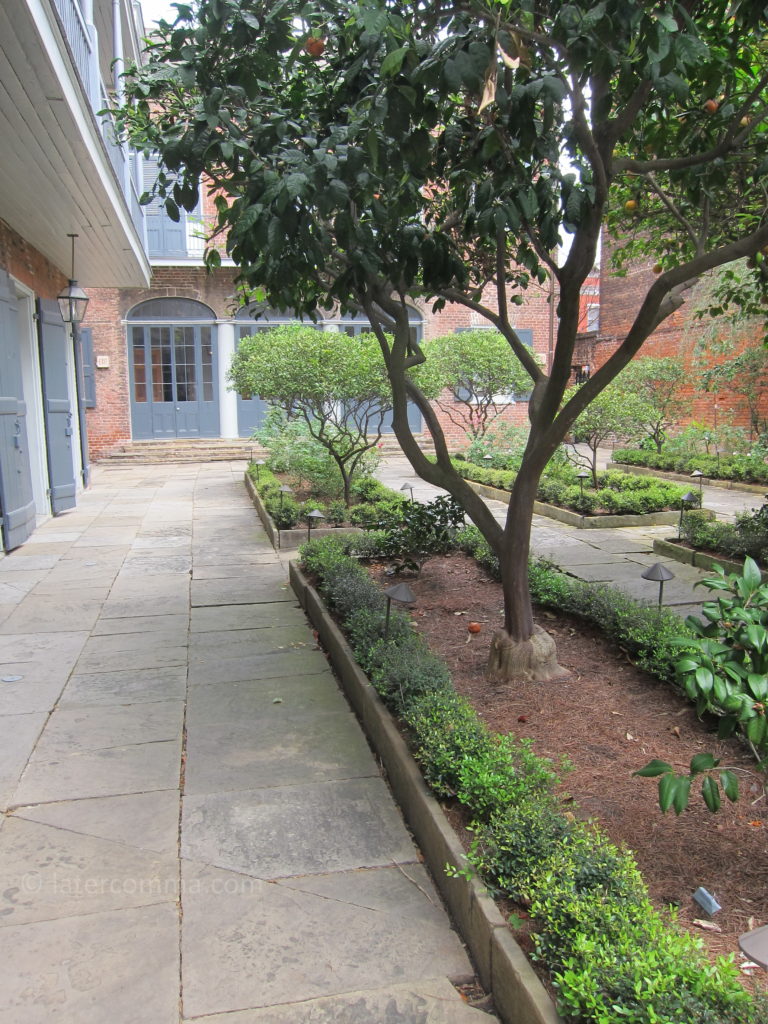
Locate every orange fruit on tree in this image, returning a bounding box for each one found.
[702,99,718,114]
[304,36,326,58]
[624,199,638,213]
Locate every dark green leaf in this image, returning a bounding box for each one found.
[701,776,721,812]
[634,759,673,778]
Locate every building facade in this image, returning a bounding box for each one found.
[0,0,150,549]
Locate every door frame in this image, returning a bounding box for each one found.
[13,280,49,519]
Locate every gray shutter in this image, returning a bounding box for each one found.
[0,270,35,550]
[73,326,91,488]
[37,299,77,514]
[79,326,96,408]
[143,156,187,258]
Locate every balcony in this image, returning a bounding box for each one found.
[0,0,150,286]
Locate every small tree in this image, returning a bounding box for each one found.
[702,346,768,440]
[415,330,532,439]
[619,357,689,453]
[567,384,651,486]
[229,325,392,505]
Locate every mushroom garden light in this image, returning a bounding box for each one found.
[382,582,416,638]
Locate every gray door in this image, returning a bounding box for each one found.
[73,326,92,488]
[0,270,35,550]
[129,324,219,438]
[37,300,76,514]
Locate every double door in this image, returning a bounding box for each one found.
[130,324,219,438]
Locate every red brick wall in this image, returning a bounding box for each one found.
[0,219,67,298]
[582,242,768,437]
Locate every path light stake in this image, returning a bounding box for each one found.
[382,582,416,638]
[400,482,414,502]
[641,562,675,609]
[306,509,325,543]
[678,491,697,539]
[691,469,703,501]
[577,470,590,498]
[279,484,292,509]
[254,458,266,483]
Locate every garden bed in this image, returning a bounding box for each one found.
[244,471,361,549]
[467,480,681,529]
[379,551,768,991]
[608,461,768,495]
[652,535,768,579]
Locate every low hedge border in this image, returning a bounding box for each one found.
[292,535,765,1024]
[653,536,768,581]
[608,461,768,495]
[467,480,680,529]
[290,559,560,1024]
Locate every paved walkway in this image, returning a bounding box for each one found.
[0,462,489,1024]
[378,455,763,621]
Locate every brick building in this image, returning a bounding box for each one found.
[0,0,150,548]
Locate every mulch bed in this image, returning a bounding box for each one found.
[372,550,768,991]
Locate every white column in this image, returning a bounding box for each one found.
[217,320,238,438]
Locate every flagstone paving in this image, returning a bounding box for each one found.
[0,461,489,1024]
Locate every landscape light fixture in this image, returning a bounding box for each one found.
[641,562,675,608]
[306,509,325,543]
[382,581,416,638]
[739,923,768,970]
[483,454,493,463]
[678,491,697,538]
[253,458,266,482]
[278,484,293,508]
[56,234,89,324]
[577,470,590,498]
[691,469,703,500]
[400,482,414,501]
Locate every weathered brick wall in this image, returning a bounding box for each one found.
[584,242,768,437]
[0,219,67,298]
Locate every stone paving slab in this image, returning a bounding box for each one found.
[15,790,180,855]
[90,613,189,637]
[100,592,191,619]
[74,641,189,674]
[186,978,491,1024]
[191,575,292,606]
[187,647,328,685]
[59,666,188,706]
[0,903,179,1024]
[13,739,181,806]
[0,816,177,925]
[183,673,348,727]
[188,625,313,658]
[0,553,62,572]
[180,861,472,1019]
[29,702,184,761]
[192,556,284,579]
[182,778,416,878]
[0,712,46,810]
[0,678,69,716]
[183,711,377,795]
[190,603,307,632]
[0,593,109,634]
[118,554,192,576]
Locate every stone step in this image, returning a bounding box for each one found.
[97,435,433,464]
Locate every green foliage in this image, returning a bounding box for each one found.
[680,507,768,566]
[618,357,690,453]
[299,538,762,1024]
[701,343,768,439]
[375,495,466,573]
[676,558,768,760]
[635,753,739,815]
[464,424,531,469]
[414,330,532,438]
[231,327,390,503]
[566,381,653,482]
[255,409,346,498]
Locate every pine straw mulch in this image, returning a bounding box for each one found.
[371,550,768,992]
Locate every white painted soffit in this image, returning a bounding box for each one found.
[0,0,151,288]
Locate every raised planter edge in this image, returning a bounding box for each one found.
[466,480,679,529]
[289,559,563,1024]
[244,471,362,550]
[607,461,768,496]
[652,537,768,581]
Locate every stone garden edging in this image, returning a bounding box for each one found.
[244,472,361,550]
[467,480,680,529]
[289,560,563,1024]
[652,536,768,581]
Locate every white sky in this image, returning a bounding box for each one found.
[138,0,179,28]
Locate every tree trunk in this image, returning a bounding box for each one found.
[486,463,570,684]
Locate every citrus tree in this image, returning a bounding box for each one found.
[229,325,392,505]
[619,357,689,452]
[415,330,532,439]
[120,0,768,682]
